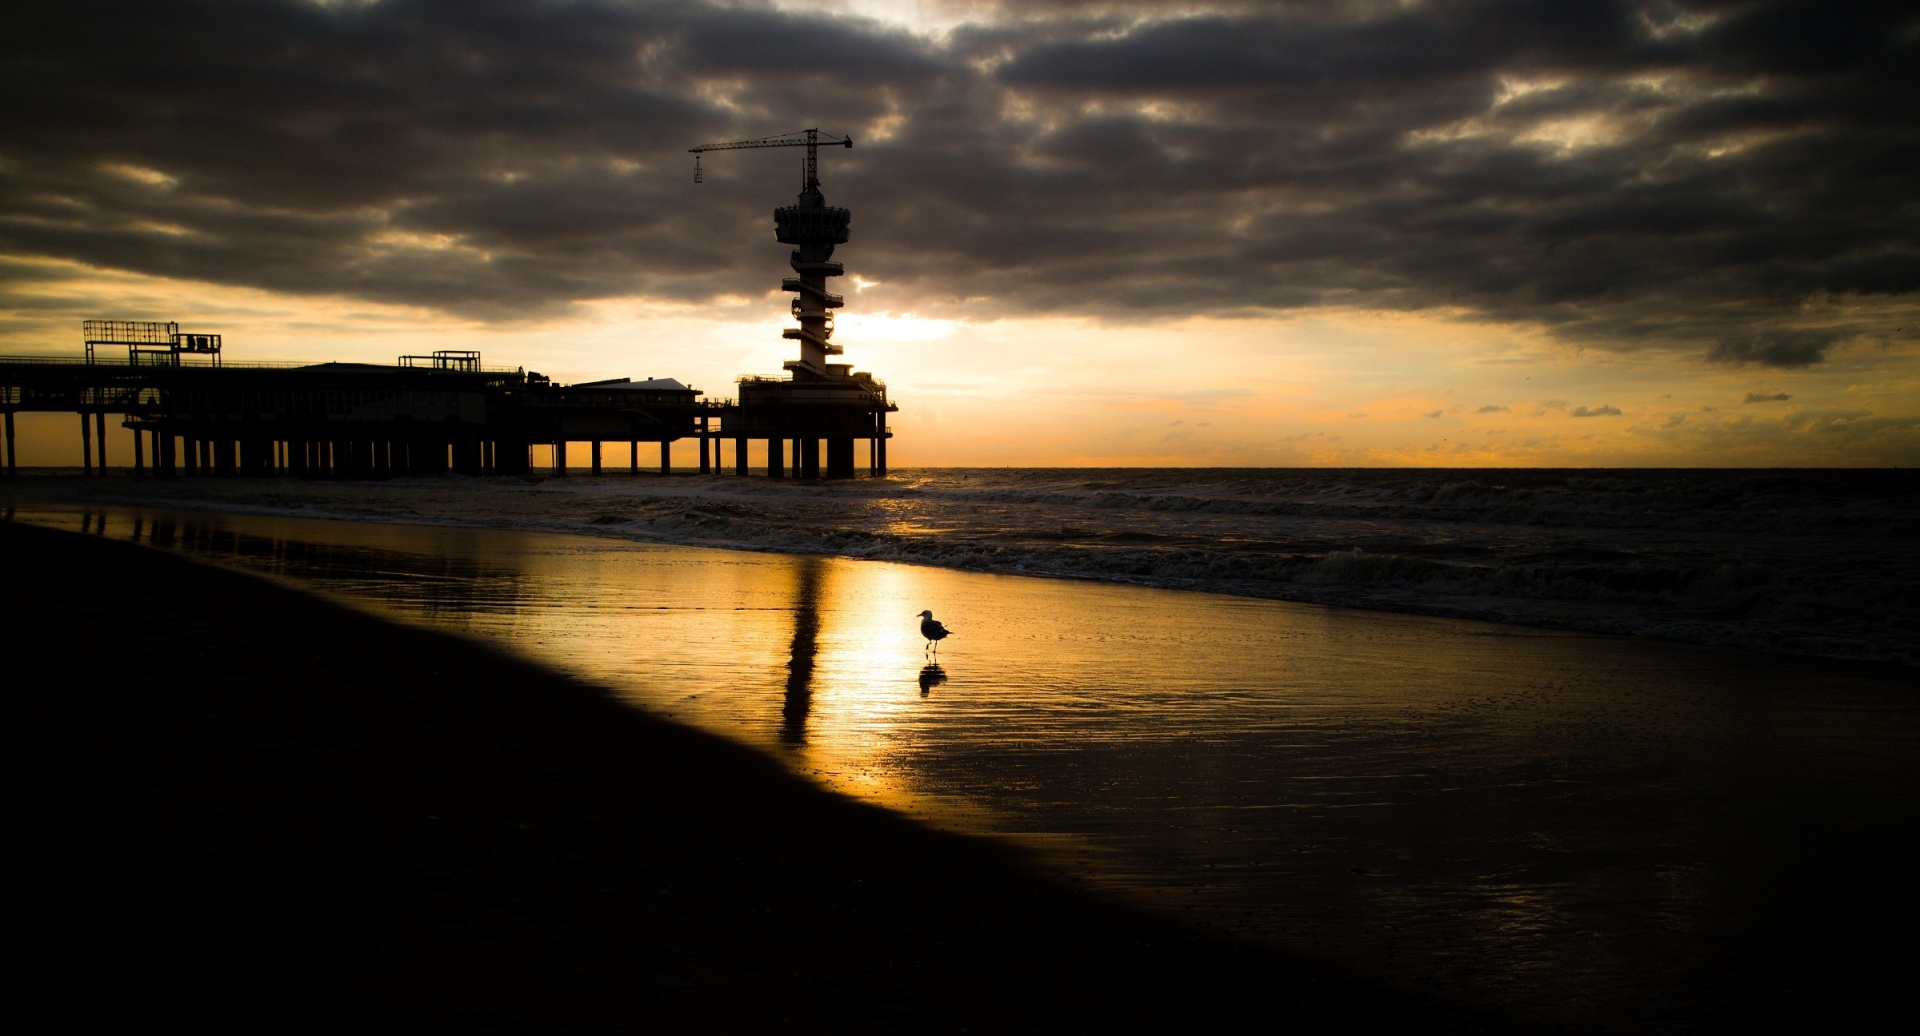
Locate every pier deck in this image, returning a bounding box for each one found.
[0,354,893,479]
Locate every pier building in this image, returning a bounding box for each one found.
[0,317,888,479]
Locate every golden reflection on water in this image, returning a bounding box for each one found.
[753,552,994,817]
[12,502,1920,1035]
[61,506,997,825]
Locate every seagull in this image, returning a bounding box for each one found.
[917,610,951,655]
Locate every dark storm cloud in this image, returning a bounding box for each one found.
[0,0,933,315]
[2,1,1915,361]
[1707,327,1843,367]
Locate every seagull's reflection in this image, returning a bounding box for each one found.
[918,664,948,697]
[780,557,824,745]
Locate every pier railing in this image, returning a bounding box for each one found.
[0,354,525,373]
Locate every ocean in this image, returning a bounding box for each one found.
[14,466,1916,665]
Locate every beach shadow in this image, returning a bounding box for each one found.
[780,557,825,745]
[918,664,947,697]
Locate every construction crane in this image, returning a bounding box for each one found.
[689,128,853,193]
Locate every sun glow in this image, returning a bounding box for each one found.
[836,313,957,342]
[4,261,1918,467]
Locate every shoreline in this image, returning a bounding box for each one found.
[5,519,1489,1032]
[6,469,1916,667]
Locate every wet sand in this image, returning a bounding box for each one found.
[11,495,1920,1033]
[4,520,1476,1033]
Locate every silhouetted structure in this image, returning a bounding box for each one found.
[0,345,703,478]
[0,321,894,481]
[691,129,896,477]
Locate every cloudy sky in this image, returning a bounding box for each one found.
[3,0,1916,465]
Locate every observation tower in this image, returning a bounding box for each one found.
[690,129,894,477]
[774,140,851,379]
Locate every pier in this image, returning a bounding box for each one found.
[0,322,893,480]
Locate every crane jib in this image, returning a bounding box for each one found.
[687,129,853,189]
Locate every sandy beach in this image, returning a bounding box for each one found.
[6,518,1486,1033]
[10,486,1920,1033]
